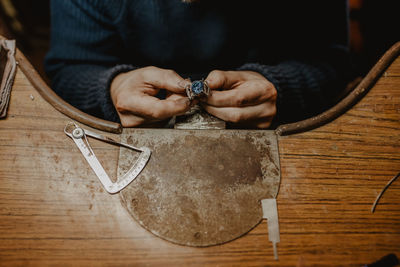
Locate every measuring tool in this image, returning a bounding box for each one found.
[64,122,151,194]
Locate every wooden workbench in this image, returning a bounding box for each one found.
[0,45,399,266]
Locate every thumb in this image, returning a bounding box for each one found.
[144,67,191,94]
[206,70,242,90]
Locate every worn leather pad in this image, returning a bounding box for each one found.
[0,39,16,118]
[118,129,280,246]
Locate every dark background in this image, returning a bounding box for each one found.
[0,0,399,85]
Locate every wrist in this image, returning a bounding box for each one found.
[111,72,128,93]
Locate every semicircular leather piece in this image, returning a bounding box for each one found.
[118,129,280,246]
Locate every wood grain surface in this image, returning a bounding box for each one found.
[277,56,400,265]
[0,56,399,266]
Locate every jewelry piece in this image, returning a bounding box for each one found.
[185,79,210,101]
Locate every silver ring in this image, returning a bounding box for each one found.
[185,79,210,101]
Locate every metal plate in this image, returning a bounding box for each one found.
[118,129,280,246]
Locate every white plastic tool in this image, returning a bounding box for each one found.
[261,198,280,260]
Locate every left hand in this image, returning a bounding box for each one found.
[201,70,277,129]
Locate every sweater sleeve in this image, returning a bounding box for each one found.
[237,52,350,124]
[238,1,351,124]
[50,64,135,122]
[44,0,132,122]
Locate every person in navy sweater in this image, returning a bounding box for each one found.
[45,0,351,128]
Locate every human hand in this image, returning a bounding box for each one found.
[201,70,277,129]
[110,66,191,127]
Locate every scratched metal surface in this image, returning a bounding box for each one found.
[118,129,280,246]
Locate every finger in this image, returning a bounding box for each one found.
[143,66,191,94]
[165,93,187,101]
[118,113,147,127]
[205,70,245,90]
[204,84,273,107]
[255,120,274,129]
[166,93,200,106]
[119,112,176,128]
[119,93,190,119]
[227,117,275,129]
[202,101,276,125]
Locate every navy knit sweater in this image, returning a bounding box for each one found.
[45,0,350,125]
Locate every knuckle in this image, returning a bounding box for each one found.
[271,105,277,116]
[208,70,224,82]
[271,87,278,100]
[227,111,242,123]
[260,82,278,101]
[254,79,269,90]
[149,108,163,119]
[145,66,157,72]
[120,117,129,127]
[266,83,277,96]
[121,117,143,128]
[165,69,177,76]
[114,99,128,113]
[143,66,159,76]
[261,103,277,118]
[141,66,157,80]
[257,121,272,129]
[209,69,224,77]
[235,95,248,107]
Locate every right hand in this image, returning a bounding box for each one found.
[110,66,191,127]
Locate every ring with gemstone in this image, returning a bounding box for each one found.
[185,79,210,101]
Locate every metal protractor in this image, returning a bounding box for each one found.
[64,122,151,194]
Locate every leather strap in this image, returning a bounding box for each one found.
[0,39,16,118]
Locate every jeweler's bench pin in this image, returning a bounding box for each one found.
[64,122,151,194]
